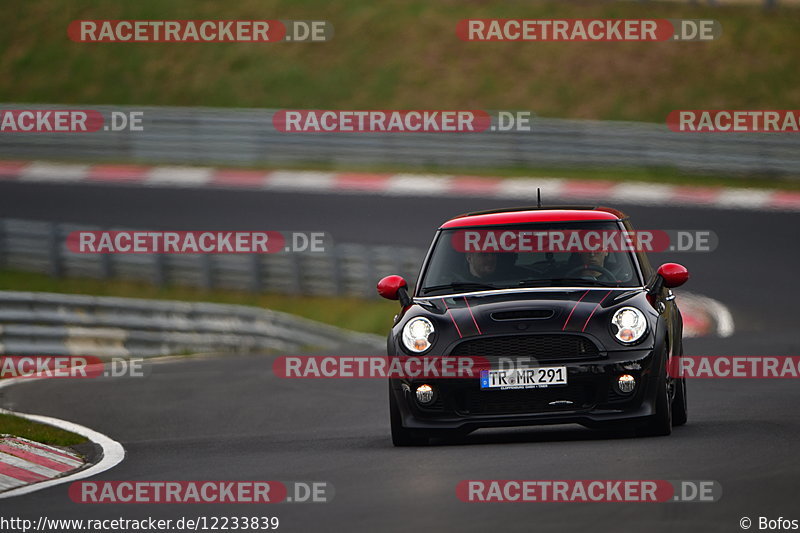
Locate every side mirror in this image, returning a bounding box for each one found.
[647,263,689,295]
[377,275,411,307]
[658,263,689,288]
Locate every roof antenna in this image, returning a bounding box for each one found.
[537,188,542,208]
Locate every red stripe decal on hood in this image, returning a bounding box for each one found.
[582,290,614,332]
[442,298,463,338]
[463,296,482,335]
[562,290,590,331]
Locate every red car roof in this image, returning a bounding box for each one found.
[440,208,623,228]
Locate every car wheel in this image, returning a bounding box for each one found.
[636,373,672,437]
[672,377,688,426]
[389,388,430,447]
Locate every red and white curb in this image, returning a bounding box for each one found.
[0,378,125,499]
[0,435,84,492]
[676,291,735,339]
[2,160,799,211]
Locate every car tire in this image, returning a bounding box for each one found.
[636,374,672,437]
[389,388,430,447]
[672,377,688,426]
[671,343,688,426]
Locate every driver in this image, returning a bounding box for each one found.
[465,252,498,280]
[575,250,609,279]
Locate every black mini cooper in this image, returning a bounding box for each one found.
[377,206,689,446]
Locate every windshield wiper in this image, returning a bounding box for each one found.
[421,282,500,295]
[518,278,616,287]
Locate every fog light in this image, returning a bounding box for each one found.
[617,374,636,393]
[415,384,434,404]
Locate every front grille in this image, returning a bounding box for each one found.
[449,334,599,362]
[456,384,595,415]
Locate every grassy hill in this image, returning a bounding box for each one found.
[1,0,798,122]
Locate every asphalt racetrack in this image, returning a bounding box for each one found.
[2,181,798,532]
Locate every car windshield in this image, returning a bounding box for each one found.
[419,221,642,296]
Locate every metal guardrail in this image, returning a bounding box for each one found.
[1,105,798,176]
[0,291,384,357]
[0,218,425,300]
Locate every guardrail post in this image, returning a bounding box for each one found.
[200,254,213,290]
[0,219,5,270]
[100,249,113,279]
[363,245,376,299]
[332,246,345,296]
[290,253,303,294]
[153,254,167,287]
[48,222,64,278]
[250,254,263,292]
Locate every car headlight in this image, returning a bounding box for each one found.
[402,317,434,353]
[610,307,647,344]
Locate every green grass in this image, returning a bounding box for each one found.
[0,413,88,447]
[0,269,398,336]
[1,0,798,123]
[3,1,799,185]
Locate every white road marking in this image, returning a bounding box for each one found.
[715,189,773,209]
[20,162,89,182]
[610,183,676,205]
[146,166,214,187]
[384,174,453,195]
[495,178,565,200]
[265,171,335,190]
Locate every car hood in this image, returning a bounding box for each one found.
[404,288,656,352]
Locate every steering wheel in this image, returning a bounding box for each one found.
[565,264,618,282]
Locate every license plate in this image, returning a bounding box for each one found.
[480,366,567,390]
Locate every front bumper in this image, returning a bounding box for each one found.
[390,348,660,431]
